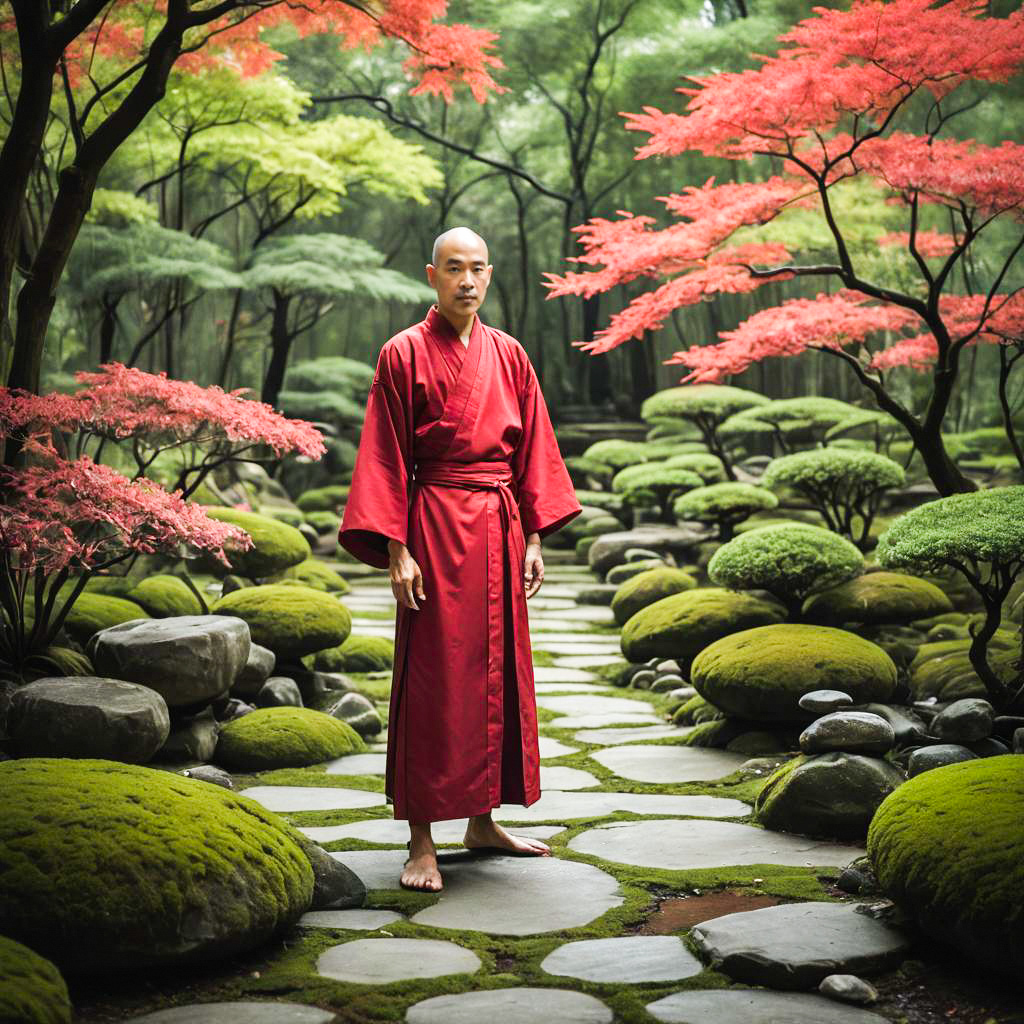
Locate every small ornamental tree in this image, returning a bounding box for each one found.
[545,0,1024,497]
[640,385,768,481]
[673,482,779,541]
[825,410,906,457]
[721,398,862,455]
[877,487,1024,711]
[582,439,653,472]
[708,523,864,620]
[611,464,703,523]
[763,449,906,551]
[662,452,727,484]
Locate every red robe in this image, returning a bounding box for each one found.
[338,305,581,823]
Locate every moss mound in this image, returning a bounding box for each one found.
[0,758,314,972]
[211,583,351,659]
[302,510,342,535]
[61,593,149,643]
[0,935,71,1024]
[691,623,898,722]
[202,507,311,579]
[803,571,953,625]
[267,557,351,594]
[296,484,349,513]
[315,634,394,673]
[867,755,1024,975]
[611,567,698,626]
[620,587,785,663]
[216,707,365,770]
[908,633,1018,701]
[128,575,205,617]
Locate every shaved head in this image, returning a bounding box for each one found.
[431,226,488,267]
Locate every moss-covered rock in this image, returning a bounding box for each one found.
[202,507,311,579]
[127,575,205,618]
[315,634,394,673]
[266,557,351,594]
[216,707,364,770]
[803,571,953,625]
[0,758,314,972]
[671,693,726,726]
[211,583,351,660]
[0,935,71,1024]
[258,503,306,529]
[302,510,342,535]
[60,593,149,644]
[691,623,898,722]
[908,633,1018,701]
[867,755,1024,975]
[620,588,785,663]
[296,485,349,513]
[611,567,698,626]
[605,559,666,585]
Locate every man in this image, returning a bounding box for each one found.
[338,227,581,892]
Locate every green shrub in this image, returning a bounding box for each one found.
[201,507,311,579]
[673,482,778,540]
[573,490,626,516]
[564,455,615,488]
[611,463,703,520]
[581,439,652,471]
[611,567,698,626]
[708,523,864,619]
[661,452,727,482]
[216,707,364,770]
[723,397,861,452]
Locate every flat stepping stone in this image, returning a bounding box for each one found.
[569,819,862,870]
[646,990,890,1024]
[573,725,692,745]
[241,786,384,812]
[541,935,703,982]
[406,988,612,1024]
[553,654,631,668]
[524,597,575,610]
[536,695,654,715]
[534,682,610,694]
[546,712,662,729]
[529,619,604,632]
[531,642,623,656]
[302,821,563,846]
[592,744,748,782]
[493,790,750,822]
[297,908,402,930]
[534,606,615,623]
[691,901,911,989]
[325,753,387,775]
[532,666,598,683]
[127,1005,338,1024]
[317,937,480,983]
[541,765,598,789]
[539,737,578,758]
[331,852,623,934]
[341,623,393,637]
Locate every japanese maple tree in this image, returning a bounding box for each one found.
[545,0,1024,496]
[0,0,503,456]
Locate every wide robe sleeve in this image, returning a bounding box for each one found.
[511,353,583,541]
[337,344,413,569]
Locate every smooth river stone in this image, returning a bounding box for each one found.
[799,689,854,714]
[406,988,612,1024]
[297,908,402,930]
[240,785,385,812]
[646,990,890,1024]
[301,820,563,846]
[127,1005,337,1024]
[325,753,387,775]
[538,737,579,758]
[532,666,599,683]
[541,765,599,789]
[546,712,662,729]
[540,935,703,982]
[569,819,863,871]
[691,902,911,989]
[493,790,750,823]
[799,712,895,757]
[592,744,747,782]
[317,937,480,983]
[536,695,656,715]
[573,725,694,746]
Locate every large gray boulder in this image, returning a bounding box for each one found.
[588,526,707,577]
[90,615,251,708]
[156,707,220,763]
[7,676,170,763]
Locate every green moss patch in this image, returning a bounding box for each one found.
[128,575,205,617]
[267,557,351,594]
[611,568,698,626]
[803,571,952,625]
[203,507,311,579]
[315,635,394,673]
[0,934,71,1024]
[217,707,365,770]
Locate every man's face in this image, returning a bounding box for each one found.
[426,235,492,322]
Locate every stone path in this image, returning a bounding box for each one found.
[215,558,912,1024]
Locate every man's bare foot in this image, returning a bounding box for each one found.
[401,830,443,891]
[463,815,551,856]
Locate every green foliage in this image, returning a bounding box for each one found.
[610,462,703,518]
[610,567,698,626]
[662,452,727,482]
[581,439,652,471]
[280,356,376,432]
[641,385,768,424]
[216,707,364,770]
[723,397,862,450]
[673,482,778,540]
[803,571,953,626]
[202,508,311,579]
[0,934,72,1024]
[708,524,864,617]
[85,188,159,226]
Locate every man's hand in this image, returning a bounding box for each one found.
[388,539,425,610]
[524,534,544,599]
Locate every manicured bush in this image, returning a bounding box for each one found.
[573,490,626,516]
[708,523,864,619]
[673,482,778,540]
[611,463,703,521]
[215,707,364,770]
[201,507,311,579]
[722,397,861,453]
[611,567,697,626]
[582,439,652,471]
[762,448,905,549]
[564,455,615,488]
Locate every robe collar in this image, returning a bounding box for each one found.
[425,303,483,356]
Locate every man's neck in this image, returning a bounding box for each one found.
[436,305,474,344]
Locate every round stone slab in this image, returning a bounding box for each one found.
[569,819,863,870]
[317,937,480,983]
[240,786,384,812]
[127,1004,338,1023]
[493,790,750,823]
[538,737,579,758]
[691,901,911,989]
[573,725,693,746]
[325,753,387,775]
[541,935,703,982]
[301,820,563,846]
[592,744,748,783]
[297,909,402,930]
[646,989,889,1024]
[407,988,612,1024]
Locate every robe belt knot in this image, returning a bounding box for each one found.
[413,459,520,522]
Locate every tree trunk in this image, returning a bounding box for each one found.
[262,292,293,409]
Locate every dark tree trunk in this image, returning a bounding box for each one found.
[262,291,293,409]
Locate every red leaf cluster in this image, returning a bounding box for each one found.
[877,231,956,260]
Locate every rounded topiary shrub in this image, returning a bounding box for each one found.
[315,635,394,673]
[211,583,351,659]
[803,571,953,625]
[867,755,1024,975]
[662,452,727,483]
[581,439,652,471]
[0,758,314,972]
[673,482,779,540]
[267,557,351,594]
[128,575,205,617]
[0,934,72,1024]
[708,523,864,618]
[202,507,311,579]
[620,587,785,663]
[611,567,698,626]
[612,463,703,519]
[641,384,768,426]
[215,706,364,770]
[691,622,898,721]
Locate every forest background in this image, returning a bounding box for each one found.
[4,0,1023,427]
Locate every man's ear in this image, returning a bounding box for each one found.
[425,263,436,286]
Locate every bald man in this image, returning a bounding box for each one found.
[339,227,582,891]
